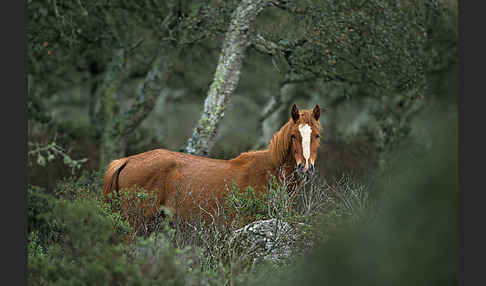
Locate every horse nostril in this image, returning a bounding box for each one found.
[297,163,304,173]
[308,164,314,174]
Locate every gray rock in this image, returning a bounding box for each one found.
[229,219,299,267]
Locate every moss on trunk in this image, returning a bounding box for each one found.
[184,0,270,156]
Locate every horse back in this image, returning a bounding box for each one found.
[103,148,271,222]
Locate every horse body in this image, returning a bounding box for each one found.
[103,104,322,224]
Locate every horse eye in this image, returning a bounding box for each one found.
[291,135,296,140]
[315,134,320,139]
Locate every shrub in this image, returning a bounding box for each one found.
[282,173,376,256]
[224,175,297,228]
[28,197,135,285]
[28,231,45,259]
[27,185,60,249]
[105,185,172,239]
[28,189,220,285]
[225,183,268,225]
[53,169,104,201]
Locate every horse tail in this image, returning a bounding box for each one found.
[103,158,128,203]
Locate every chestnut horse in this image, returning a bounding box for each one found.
[103,104,322,224]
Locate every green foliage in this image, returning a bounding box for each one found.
[28,198,134,285]
[27,185,60,248]
[127,232,199,285]
[260,0,428,93]
[28,231,46,259]
[425,0,458,73]
[53,170,104,201]
[265,175,295,219]
[254,0,454,157]
[226,183,268,222]
[225,176,297,226]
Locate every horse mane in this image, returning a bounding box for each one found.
[268,110,321,167]
[269,120,293,166]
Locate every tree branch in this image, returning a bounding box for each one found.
[98,48,127,169]
[183,0,271,156]
[121,48,172,137]
[259,74,315,123]
[251,74,315,150]
[251,33,288,55]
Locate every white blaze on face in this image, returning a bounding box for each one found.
[298,124,312,168]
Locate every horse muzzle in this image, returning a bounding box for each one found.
[297,163,314,177]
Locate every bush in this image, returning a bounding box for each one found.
[53,169,104,201]
[28,198,135,285]
[105,185,172,239]
[225,183,268,225]
[127,232,204,286]
[224,175,297,228]
[28,185,60,249]
[28,231,45,259]
[28,179,219,285]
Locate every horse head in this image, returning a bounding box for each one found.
[288,103,322,177]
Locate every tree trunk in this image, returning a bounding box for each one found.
[99,48,126,170]
[183,0,270,156]
[99,48,172,170]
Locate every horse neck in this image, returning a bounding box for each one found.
[268,121,292,167]
[266,131,298,182]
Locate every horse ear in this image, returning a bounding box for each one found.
[312,104,321,121]
[291,104,300,122]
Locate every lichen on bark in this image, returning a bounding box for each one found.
[184,0,271,156]
[99,48,126,170]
